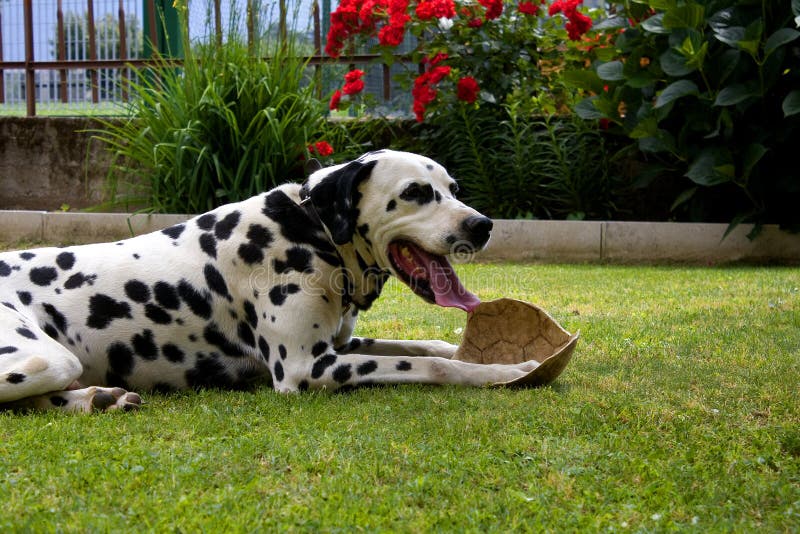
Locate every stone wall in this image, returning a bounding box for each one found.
[0,117,116,211]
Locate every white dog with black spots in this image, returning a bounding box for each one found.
[0,150,537,412]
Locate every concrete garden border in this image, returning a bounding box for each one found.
[1,210,798,263]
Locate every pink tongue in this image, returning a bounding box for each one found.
[422,254,481,313]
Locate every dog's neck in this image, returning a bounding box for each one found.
[298,184,388,311]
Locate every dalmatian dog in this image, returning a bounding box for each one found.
[0,150,537,412]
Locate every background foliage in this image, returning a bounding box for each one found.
[571,0,800,232]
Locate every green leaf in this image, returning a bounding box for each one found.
[713,26,745,48]
[655,80,699,108]
[764,28,800,56]
[562,69,604,93]
[641,13,669,34]
[597,61,626,81]
[629,116,659,139]
[670,186,697,211]
[783,90,800,117]
[686,148,734,186]
[714,83,758,106]
[742,143,768,181]
[660,49,694,76]
[663,4,705,30]
[574,97,607,120]
[593,16,628,31]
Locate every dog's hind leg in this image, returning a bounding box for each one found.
[0,305,140,413]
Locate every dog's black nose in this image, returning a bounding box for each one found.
[462,216,493,247]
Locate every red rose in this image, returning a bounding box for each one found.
[456,76,480,103]
[329,89,342,110]
[518,1,539,15]
[478,0,503,20]
[309,141,334,157]
[343,69,366,95]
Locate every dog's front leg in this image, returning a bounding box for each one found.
[337,338,458,359]
[295,352,537,391]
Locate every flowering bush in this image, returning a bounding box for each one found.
[325,0,598,121]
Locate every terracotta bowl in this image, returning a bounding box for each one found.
[453,298,579,387]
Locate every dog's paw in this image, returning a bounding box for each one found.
[90,387,142,412]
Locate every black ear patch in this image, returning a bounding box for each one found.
[309,160,377,245]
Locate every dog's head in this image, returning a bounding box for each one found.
[303,150,491,312]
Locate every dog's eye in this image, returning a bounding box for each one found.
[400,182,435,205]
[449,182,459,198]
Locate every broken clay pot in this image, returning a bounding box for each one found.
[453,298,579,387]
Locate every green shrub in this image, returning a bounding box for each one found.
[571,0,800,232]
[94,18,327,213]
[411,104,629,220]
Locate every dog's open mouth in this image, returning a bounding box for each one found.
[387,240,481,313]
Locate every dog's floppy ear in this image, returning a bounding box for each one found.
[310,159,377,245]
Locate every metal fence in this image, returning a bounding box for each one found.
[0,0,409,116]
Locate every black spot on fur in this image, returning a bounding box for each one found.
[214,211,241,240]
[50,395,68,407]
[64,272,96,290]
[386,199,397,212]
[279,344,287,360]
[55,251,76,270]
[186,353,233,389]
[311,353,337,379]
[6,372,24,384]
[332,364,352,383]
[203,323,244,357]
[17,326,38,339]
[396,361,412,371]
[43,324,59,340]
[199,233,217,259]
[2,302,15,310]
[162,224,186,240]
[357,360,378,376]
[87,294,132,329]
[298,380,309,391]
[237,321,255,347]
[196,213,217,231]
[268,283,300,306]
[243,300,258,328]
[0,261,11,277]
[204,263,231,301]
[263,190,335,253]
[274,247,314,275]
[42,303,68,334]
[274,360,284,382]
[30,266,58,286]
[132,329,159,360]
[435,190,442,203]
[247,224,273,248]
[0,346,19,355]
[258,336,270,362]
[162,343,185,363]
[311,341,328,357]
[178,280,212,319]
[124,280,151,303]
[19,252,35,260]
[107,342,135,376]
[16,291,32,305]
[154,282,180,310]
[400,182,435,205]
[237,243,264,265]
[144,304,173,324]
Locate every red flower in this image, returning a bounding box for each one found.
[416,0,456,20]
[549,0,593,41]
[456,76,480,103]
[329,89,342,110]
[309,141,334,157]
[343,69,366,95]
[378,18,408,46]
[518,0,539,15]
[478,0,503,20]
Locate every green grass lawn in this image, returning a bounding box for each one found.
[0,251,798,531]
